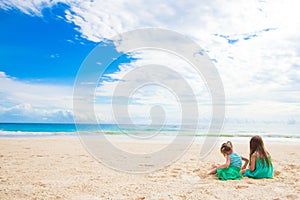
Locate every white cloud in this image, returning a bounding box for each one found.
[50,53,60,58]
[0,103,73,123]
[0,71,74,122]
[0,0,59,16]
[1,0,300,124]
[94,49,214,125]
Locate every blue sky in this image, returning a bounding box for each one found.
[0,4,115,84]
[0,2,133,122]
[0,0,299,124]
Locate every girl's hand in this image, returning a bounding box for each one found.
[212,164,217,168]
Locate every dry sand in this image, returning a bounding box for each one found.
[0,136,299,200]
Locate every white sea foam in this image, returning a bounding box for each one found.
[0,130,76,137]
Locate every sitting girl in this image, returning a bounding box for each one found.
[209,141,249,180]
[243,135,274,178]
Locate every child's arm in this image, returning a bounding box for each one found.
[215,155,230,169]
[248,154,257,171]
[241,156,249,170]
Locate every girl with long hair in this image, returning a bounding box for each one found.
[243,135,274,178]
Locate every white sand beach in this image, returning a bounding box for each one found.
[0,136,299,200]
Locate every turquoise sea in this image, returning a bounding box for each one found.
[0,122,299,138]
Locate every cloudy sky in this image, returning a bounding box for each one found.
[0,0,299,125]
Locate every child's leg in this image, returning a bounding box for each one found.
[208,167,217,175]
[240,169,246,174]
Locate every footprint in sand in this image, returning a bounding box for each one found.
[171,168,181,173]
[287,164,296,168]
[169,168,182,177]
[286,194,298,200]
[235,185,249,189]
[172,167,181,171]
[274,171,281,176]
[193,168,200,172]
[33,182,46,187]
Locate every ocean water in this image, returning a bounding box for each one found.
[0,123,181,137]
[0,122,299,138]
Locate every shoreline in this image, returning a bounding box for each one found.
[1,133,300,143]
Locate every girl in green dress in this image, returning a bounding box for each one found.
[209,141,249,180]
[243,135,274,178]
